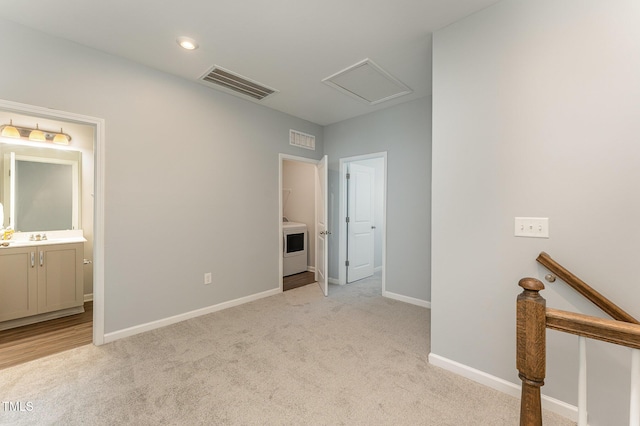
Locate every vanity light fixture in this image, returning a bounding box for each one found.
[53,127,70,145]
[0,119,20,138]
[0,122,72,144]
[29,124,46,142]
[176,36,199,50]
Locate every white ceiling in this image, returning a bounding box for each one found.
[0,0,500,126]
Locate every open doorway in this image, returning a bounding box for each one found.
[278,154,328,295]
[0,98,105,370]
[338,152,387,289]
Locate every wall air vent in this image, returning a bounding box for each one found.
[290,129,315,150]
[322,58,412,105]
[200,66,278,101]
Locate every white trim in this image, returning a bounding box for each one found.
[278,156,284,292]
[104,287,281,343]
[328,277,341,285]
[93,112,106,346]
[383,291,431,308]
[307,266,316,273]
[428,353,578,422]
[84,293,93,302]
[0,98,105,346]
[374,265,383,273]
[339,152,387,289]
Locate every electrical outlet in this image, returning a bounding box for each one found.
[204,272,212,285]
[514,217,549,238]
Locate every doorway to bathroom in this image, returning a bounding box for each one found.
[0,98,105,368]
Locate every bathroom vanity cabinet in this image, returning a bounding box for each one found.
[0,241,84,327]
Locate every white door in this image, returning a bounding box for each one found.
[347,163,375,283]
[315,155,328,296]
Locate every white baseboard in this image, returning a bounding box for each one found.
[307,266,316,273]
[84,293,93,302]
[383,290,431,308]
[104,287,281,344]
[428,353,578,422]
[328,277,341,285]
[374,266,382,273]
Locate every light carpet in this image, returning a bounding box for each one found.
[0,275,573,425]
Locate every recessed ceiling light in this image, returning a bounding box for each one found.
[176,36,199,50]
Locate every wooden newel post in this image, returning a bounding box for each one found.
[517,277,546,426]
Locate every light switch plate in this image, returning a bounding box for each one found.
[514,217,549,238]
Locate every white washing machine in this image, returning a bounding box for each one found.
[283,222,308,276]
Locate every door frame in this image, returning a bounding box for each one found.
[0,98,106,345]
[338,152,387,290]
[278,153,322,292]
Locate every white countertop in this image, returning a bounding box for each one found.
[0,230,86,248]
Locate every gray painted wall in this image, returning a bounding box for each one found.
[0,19,323,334]
[432,1,640,425]
[324,97,431,301]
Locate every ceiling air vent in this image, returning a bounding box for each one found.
[200,66,278,101]
[290,129,315,150]
[322,58,412,105]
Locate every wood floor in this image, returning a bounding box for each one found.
[0,302,93,370]
[283,271,316,291]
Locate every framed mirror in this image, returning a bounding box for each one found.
[1,142,81,232]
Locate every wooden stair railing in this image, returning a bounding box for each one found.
[536,251,639,324]
[517,278,547,426]
[517,278,640,426]
[546,309,640,349]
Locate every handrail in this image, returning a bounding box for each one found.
[546,308,640,350]
[536,252,639,324]
[516,278,640,425]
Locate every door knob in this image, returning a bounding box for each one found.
[371,226,376,229]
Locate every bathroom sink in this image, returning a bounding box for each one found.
[0,237,86,247]
[0,230,86,247]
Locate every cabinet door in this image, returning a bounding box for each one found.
[37,243,84,314]
[0,247,37,321]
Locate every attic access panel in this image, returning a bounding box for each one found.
[322,59,412,105]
